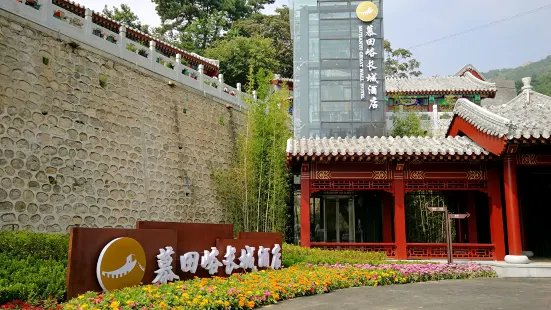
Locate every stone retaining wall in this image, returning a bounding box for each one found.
[0,11,244,232]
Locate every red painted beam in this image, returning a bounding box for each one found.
[447,116,507,155]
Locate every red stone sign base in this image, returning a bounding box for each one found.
[66,227,177,299]
[66,222,282,299]
[136,221,234,280]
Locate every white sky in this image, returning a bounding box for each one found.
[74,0,551,76]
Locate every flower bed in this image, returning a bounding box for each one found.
[63,263,495,310]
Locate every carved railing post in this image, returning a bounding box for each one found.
[218,74,224,97]
[118,25,126,56]
[84,8,92,39]
[198,64,204,92]
[42,0,53,24]
[175,53,182,82]
[149,40,156,69]
[236,83,242,109]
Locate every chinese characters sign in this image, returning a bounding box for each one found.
[66,224,283,298]
[357,1,384,110]
[150,244,282,285]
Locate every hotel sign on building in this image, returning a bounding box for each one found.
[357,1,384,110]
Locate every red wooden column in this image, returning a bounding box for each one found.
[503,155,523,255]
[394,166,407,259]
[382,193,393,242]
[466,191,478,243]
[300,163,311,247]
[488,167,505,260]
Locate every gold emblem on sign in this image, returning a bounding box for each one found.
[96,237,146,292]
[356,1,378,22]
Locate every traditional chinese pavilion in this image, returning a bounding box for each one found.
[286,77,551,263]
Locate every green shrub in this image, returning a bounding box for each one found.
[0,231,69,304]
[0,231,69,261]
[0,254,67,304]
[282,243,386,266]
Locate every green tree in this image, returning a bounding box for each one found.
[391,111,426,137]
[228,7,292,79]
[102,4,151,34]
[384,40,422,78]
[152,0,275,52]
[204,36,278,87]
[213,69,292,234]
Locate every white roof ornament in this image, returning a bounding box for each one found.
[521,77,533,104]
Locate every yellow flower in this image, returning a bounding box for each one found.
[80,305,88,309]
[78,295,84,299]
[160,301,168,308]
[110,301,119,309]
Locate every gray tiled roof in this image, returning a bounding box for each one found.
[453,98,511,138]
[451,78,551,139]
[286,136,489,157]
[386,72,497,94]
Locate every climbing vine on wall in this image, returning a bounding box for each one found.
[213,68,292,235]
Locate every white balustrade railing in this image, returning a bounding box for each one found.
[1,0,249,109]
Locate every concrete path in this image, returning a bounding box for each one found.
[267,278,551,310]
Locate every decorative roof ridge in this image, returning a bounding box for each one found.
[453,98,511,137]
[285,135,490,157]
[385,75,464,81]
[463,72,497,89]
[290,135,477,142]
[454,64,488,80]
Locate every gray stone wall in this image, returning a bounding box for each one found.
[0,11,243,232]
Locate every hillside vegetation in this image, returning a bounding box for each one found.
[484,55,551,96]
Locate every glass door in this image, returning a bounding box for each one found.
[323,196,355,243]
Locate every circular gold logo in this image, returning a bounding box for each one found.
[96,237,146,291]
[356,1,378,22]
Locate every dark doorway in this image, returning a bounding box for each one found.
[518,167,551,258]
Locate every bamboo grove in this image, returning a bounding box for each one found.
[213,69,292,235]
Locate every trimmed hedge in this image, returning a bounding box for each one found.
[0,231,69,305]
[282,243,386,266]
[0,231,69,261]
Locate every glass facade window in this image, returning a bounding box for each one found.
[291,0,386,138]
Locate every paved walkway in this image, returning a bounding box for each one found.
[267,278,551,310]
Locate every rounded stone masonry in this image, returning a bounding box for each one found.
[523,251,534,258]
[504,255,530,264]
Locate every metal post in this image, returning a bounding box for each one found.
[427,204,469,264]
[444,207,452,264]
